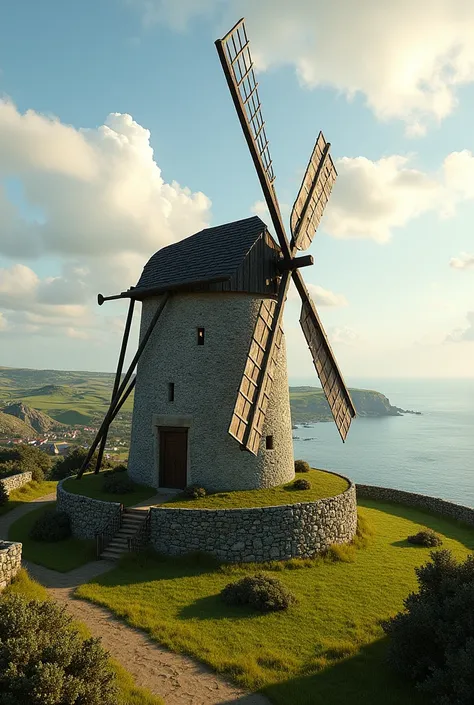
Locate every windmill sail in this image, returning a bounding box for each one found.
[215,19,289,256]
[291,132,337,251]
[294,271,356,441]
[228,297,283,453]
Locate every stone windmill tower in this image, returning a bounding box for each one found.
[78,18,356,491]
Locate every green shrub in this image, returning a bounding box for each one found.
[292,478,311,490]
[407,529,443,547]
[0,459,20,478]
[382,549,474,704]
[184,485,207,499]
[221,573,297,612]
[0,444,51,482]
[0,594,118,704]
[29,509,71,542]
[52,447,99,480]
[107,463,128,474]
[294,459,310,473]
[0,482,8,507]
[102,472,134,494]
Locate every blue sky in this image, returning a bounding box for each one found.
[1,0,474,381]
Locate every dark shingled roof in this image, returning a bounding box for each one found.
[134,216,268,292]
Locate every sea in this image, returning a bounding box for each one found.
[291,378,474,507]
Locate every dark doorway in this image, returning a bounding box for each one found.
[159,427,188,489]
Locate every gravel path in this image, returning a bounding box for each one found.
[2,493,270,705]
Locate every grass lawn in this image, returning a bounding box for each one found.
[3,569,164,705]
[76,500,474,705]
[0,479,58,516]
[63,472,156,506]
[8,503,96,571]
[164,468,348,509]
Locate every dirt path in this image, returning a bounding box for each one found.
[3,495,270,705]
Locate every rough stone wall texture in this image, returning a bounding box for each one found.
[357,484,474,525]
[1,471,32,494]
[149,481,357,562]
[128,292,294,492]
[56,480,122,539]
[0,541,22,590]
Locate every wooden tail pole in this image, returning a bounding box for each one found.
[77,293,170,479]
[95,299,135,473]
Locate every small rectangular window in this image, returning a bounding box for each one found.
[197,327,205,345]
[168,382,175,402]
[266,435,274,450]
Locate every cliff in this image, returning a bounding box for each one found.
[289,387,421,424]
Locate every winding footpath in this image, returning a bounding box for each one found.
[0,494,270,705]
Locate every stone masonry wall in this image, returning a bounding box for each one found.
[357,484,474,525]
[149,480,357,562]
[0,541,22,590]
[56,480,122,539]
[1,471,32,494]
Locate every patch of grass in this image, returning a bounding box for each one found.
[2,570,164,705]
[63,472,156,506]
[8,503,95,571]
[0,479,57,516]
[76,501,474,705]
[164,468,348,509]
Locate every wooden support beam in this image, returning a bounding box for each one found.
[95,299,135,474]
[77,292,170,479]
[277,255,313,273]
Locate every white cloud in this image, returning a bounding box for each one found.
[328,326,360,346]
[0,312,7,331]
[128,0,474,132]
[446,312,474,342]
[0,103,212,340]
[450,252,474,270]
[0,101,211,259]
[287,280,347,307]
[324,151,474,242]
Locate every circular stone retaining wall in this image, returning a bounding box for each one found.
[149,476,357,562]
[357,484,474,525]
[56,479,122,539]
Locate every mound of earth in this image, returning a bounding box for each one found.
[0,411,36,438]
[54,410,91,425]
[26,384,71,396]
[1,403,64,433]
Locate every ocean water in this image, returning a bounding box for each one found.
[291,378,474,507]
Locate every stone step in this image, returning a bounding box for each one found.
[115,527,141,537]
[101,549,123,561]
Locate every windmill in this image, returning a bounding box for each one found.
[77,18,355,490]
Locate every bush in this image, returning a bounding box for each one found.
[0,482,8,507]
[294,459,310,473]
[183,485,207,499]
[292,478,311,490]
[102,471,134,494]
[221,573,297,612]
[0,593,118,704]
[107,463,128,474]
[0,459,20,478]
[0,444,52,482]
[382,549,474,704]
[52,447,99,480]
[407,529,443,547]
[29,509,71,542]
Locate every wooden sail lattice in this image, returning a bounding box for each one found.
[300,300,355,441]
[291,132,337,251]
[229,299,283,453]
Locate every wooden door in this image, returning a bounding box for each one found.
[159,427,188,489]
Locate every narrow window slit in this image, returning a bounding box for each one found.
[265,435,274,450]
[168,382,175,402]
[197,327,205,345]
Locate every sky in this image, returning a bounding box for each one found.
[0,0,474,382]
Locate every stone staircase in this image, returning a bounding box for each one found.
[100,508,148,561]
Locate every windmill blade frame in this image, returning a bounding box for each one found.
[292,268,356,441]
[291,131,337,251]
[215,18,290,258]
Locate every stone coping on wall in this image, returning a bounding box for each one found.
[56,478,122,540]
[356,484,474,525]
[149,473,357,563]
[1,471,32,495]
[0,541,22,590]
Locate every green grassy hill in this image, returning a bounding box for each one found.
[289,386,406,423]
